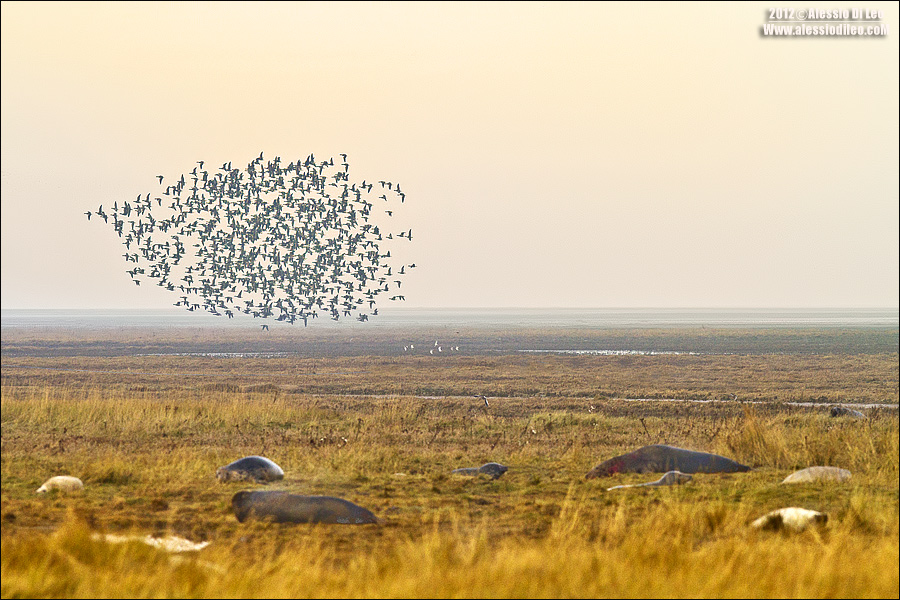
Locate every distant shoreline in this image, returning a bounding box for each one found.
[3,307,898,330]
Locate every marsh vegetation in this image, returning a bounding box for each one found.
[1,327,898,598]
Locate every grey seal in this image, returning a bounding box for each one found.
[751,507,828,532]
[216,456,284,483]
[606,470,692,491]
[451,462,508,480]
[781,466,851,484]
[95,533,210,553]
[36,476,84,493]
[231,490,378,524]
[830,406,866,418]
[586,445,750,479]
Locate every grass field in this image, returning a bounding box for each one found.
[1,326,898,598]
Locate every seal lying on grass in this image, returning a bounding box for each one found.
[781,466,851,484]
[36,476,84,493]
[585,445,750,479]
[216,456,284,483]
[830,406,866,418]
[751,507,828,532]
[451,462,509,480]
[606,470,692,491]
[231,490,378,524]
[95,533,210,553]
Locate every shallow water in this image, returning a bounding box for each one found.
[2,308,897,359]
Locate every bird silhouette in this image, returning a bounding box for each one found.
[87,152,413,326]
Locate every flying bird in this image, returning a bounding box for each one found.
[86,152,413,326]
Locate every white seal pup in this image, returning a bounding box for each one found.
[36,476,84,493]
[606,470,692,491]
[96,533,210,553]
[451,462,508,480]
[751,507,828,532]
[216,456,284,483]
[781,466,851,484]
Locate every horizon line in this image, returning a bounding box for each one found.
[3,306,898,312]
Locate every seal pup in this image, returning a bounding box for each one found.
[95,533,210,553]
[606,470,692,491]
[830,406,866,418]
[216,456,284,483]
[585,445,750,479]
[451,462,508,480]
[36,476,84,493]
[231,491,378,524]
[751,507,828,533]
[781,466,851,484]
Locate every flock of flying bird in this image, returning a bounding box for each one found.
[86,152,413,326]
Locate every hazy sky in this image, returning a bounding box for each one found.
[2,1,898,310]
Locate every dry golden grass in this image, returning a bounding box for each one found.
[1,329,898,598]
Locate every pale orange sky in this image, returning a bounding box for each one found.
[2,1,898,309]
